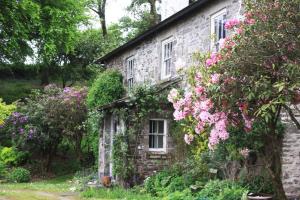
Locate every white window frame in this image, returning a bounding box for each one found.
[161,37,174,80]
[148,119,167,152]
[210,9,227,52]
[126,56,135,89]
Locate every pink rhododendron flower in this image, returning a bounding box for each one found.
[199,111,212,122]
[168,88,179,103]
[245,18,255,25]
[195,86,205,96]
[205,53,222,67]
[219,38,226,49]
[184,134,194,145]
[225,18,240,30]
[211,73,220,84]
[195,121,205,134]
[173,110,186,121]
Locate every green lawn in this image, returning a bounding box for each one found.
[0,176,155,200]
[0,175,77,200]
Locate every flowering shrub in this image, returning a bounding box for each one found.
[1,84,88,171]
[169,0,300,199]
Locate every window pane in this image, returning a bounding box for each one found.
[158,121,164,133]
[149,135,154,148]
[149,120,153,133]
[154,135,158,148]
[158,135,164,148]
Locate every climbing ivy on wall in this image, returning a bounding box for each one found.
[110,84,174,185]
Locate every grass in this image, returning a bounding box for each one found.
[0,175,156,200]
[81,187,157,200]
[0,175,73,193]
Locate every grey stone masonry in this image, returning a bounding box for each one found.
[281,105,300,198]
[104,0,242,88]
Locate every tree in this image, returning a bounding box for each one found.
[36,0,88,85]
[88,0,108,37]
[128,0,160,26]
[0,0,39,64]
[168,0,300,199]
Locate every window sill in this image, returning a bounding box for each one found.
[148,149,167,154]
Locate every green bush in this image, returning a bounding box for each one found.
[8,167,31,183]
[87,69,124,109]
[196,180,248,200]
[0,161,8,179]
[0,147,29,166]
[0,147,18,166]
[163,189,193,200]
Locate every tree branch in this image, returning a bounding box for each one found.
[89,7,100,15]
[283,104,300,129]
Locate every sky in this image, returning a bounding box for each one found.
[88,0,132,29]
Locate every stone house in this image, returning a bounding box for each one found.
[95,0,300,197]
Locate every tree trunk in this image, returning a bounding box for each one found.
[98,0,107,37]
[46,144,53,172]
[148,0,159,25]
[41,66,49,85]
[264,123,287,200]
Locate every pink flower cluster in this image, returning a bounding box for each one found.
[169,77,229,148]
[206,53,222,67]
[184,134,194,145]
[225,18,240,30]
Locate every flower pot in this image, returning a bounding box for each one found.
[101,176,111,187]
[248,193,273,200]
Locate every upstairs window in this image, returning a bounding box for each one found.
[126,56,135,89]
[161,37,173,79]
[149,119,167,151]
[211,9,227,52]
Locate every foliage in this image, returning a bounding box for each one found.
[0,99,16,126]
[0,161,8,179]
[0,79,43,104]
[1,84,88,171]
[8,167,31,183]
[168,1,299,198]
[239,170,274,194]
[81,187,156,200]
[0,147,28,167]
[0,0,39,64]
[83,109,104,163]
[163,189,194,200]
[72,168,97,191]
[196,180,248,200]
[87,70,124,109]
[112,133,133,181]
[144,158,209,198]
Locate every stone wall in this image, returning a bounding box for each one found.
[281,105,300,198]
[135,111,175,179]
[104,0,242,87]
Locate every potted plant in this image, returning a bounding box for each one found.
[244,174,274,200]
